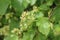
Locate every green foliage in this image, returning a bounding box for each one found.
[51,6,60,23]
[4,34,18,40]
[0,0,60,40]
[0,0,10,15]
[36,17,51,36]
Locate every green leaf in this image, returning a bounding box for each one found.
[36,17,51,36]
[4,34,18,40]
[1,17,8,25]
[11,0,29,16]
[0,0,10,15]
[35,11,44,19]
[21,28,35,40]
[54,24,60,35]
[46,0,54,6]
[55,0,60,5]
[34,33,46,40]
[53,35,60,40]
[9,17,20,31]
[39,4,50,11]
[51,6,60,23]
[36,0,45,6]
[30,0,37,5]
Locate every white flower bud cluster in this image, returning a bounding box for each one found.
[0,25,9,36]
[11,28,21,35]
[19,11,35,31]
[5,12,13,20]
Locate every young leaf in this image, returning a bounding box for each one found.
[35,11,44,19]
[36,17,51,36]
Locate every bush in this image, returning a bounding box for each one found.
[0,0,60,40]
